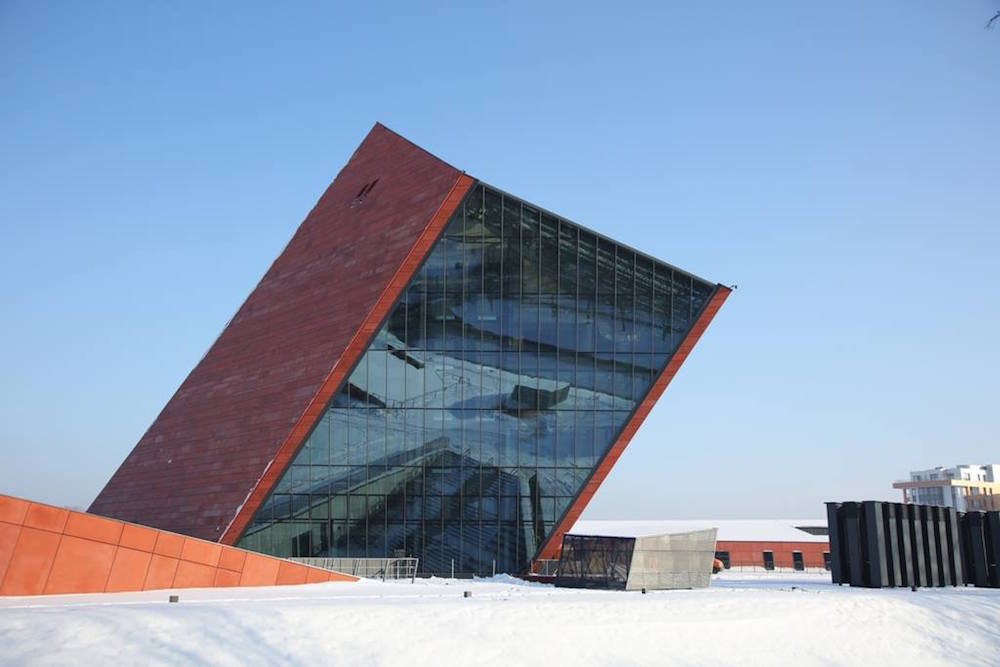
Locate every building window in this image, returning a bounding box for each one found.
[823,551,831,571]
[762,551,775,571]
[715,551,730,569]
[792,551,804,571]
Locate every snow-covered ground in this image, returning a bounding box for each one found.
[1,572,998,666]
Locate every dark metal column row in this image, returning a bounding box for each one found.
[961,511,1000,588]
[824,501,983,588]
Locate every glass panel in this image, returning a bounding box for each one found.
[671,272,693,351]
[539,214,559,292]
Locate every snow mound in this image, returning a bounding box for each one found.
[1,572,997,666]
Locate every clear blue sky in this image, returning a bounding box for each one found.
[1,2,997,517]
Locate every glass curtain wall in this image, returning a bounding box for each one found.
[237,183,716,575]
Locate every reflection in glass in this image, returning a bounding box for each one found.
[238,184,717,575]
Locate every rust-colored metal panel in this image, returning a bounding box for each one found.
[0,527,61,595]
[89,124,471,543]
[213,568,241,587]
[119,524,158,552]
[276,561,310,586]
[105,547,153,593]
[0,522,21,584]
[43,536,117,595]
[218,546,247,573]
[239,553,281,586]
[535,286,732,561]
[143,554,180,591]
[306,568,331,584]
[0,496,29,525]
[22,504,69,534]
[173,560,216,588]
[63,512,123,546]
[179,538,222,568]
[0,493,357,596]
[152,531,184,559]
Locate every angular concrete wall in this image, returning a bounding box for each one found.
[626,529,717,591]
[0,494,357,596]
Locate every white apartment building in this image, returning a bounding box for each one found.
[892,464,1000,512]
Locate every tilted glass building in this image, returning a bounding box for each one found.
[90,125,729,576]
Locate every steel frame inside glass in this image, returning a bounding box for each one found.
[237,182,716,576]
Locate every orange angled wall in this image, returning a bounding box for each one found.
[0,494,357,596]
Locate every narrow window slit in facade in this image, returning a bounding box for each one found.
[351,179,379,206]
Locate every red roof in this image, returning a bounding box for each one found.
[90,124,473,541]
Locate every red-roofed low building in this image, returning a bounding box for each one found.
[570,520,831,571]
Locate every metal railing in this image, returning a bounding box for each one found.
[531,559,560,576]
[293,557,419,582]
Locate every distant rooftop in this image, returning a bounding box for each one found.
[902,463,999,484]
[570,519,829,543]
